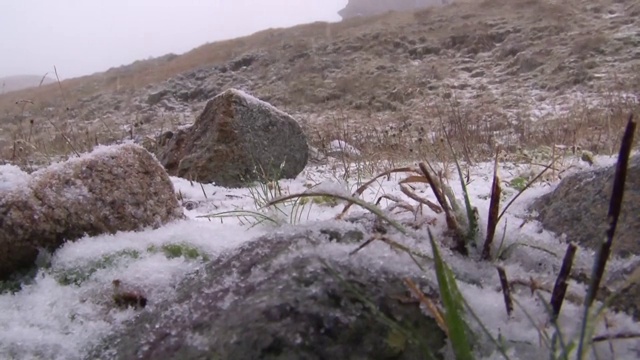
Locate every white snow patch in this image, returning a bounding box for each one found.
[0,164,30,193]
[328,139,361,157]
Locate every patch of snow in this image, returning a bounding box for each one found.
[328,139,361,157]
[0,164,30,193]
[231,88,293,119]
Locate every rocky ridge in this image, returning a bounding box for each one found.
[338,0,447,20]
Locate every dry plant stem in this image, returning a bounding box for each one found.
[337,166,418,219]
[550,242,577,321]
[419,162,467,254]
[46,118,80,157]
[349,235,378,256]
[592,332,640,343]
[496,266,513,317]
[482,150,501,260]
[404,277,448,336]
[399,183,442,213]
[585,113,636,308]
[54,65,69,109]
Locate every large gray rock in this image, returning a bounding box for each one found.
[0,144,184,281]
[156,88,309,188]
[530,155,640,257]
[87,229,446,359]
[530,155,640,318]
[338,0,446,20]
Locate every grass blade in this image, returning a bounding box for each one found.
[428,228,473,360]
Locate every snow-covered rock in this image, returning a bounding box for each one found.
[87,226,446,359]
[0,144,184,280]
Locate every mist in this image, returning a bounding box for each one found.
[0,0,347,80]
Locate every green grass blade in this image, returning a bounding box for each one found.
[428,228,474,360]
[197,210,280,225]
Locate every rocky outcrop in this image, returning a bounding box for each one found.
[530,155,640,318]
[338,0,446,20]
[155,88,309,188]
[88,228,446,359]
[0,144,184,281]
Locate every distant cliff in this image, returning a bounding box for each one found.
[338,0,446,20]
[0,75,55,94]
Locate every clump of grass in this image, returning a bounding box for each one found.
[200,162,313,227]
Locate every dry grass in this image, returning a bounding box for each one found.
[0,11,417,115]
[1,0,638,169]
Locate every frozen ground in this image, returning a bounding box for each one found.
[1,153,639,359]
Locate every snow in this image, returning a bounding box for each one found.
[231,88,294,119]
[1,151,640,359]
[328,139,361,157]
[0,164,30,193]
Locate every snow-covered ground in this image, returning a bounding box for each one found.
[1,154,639,359]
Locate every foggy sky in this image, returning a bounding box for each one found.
[0,0,347,79]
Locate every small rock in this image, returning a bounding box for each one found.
[147,90,169,106]
[155,88,309,188]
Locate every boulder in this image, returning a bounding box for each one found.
[530,155,640,318]
[338,0,446,20]
[155,88,309,188]
[530,155,640,257]
[88,229,446,359]
[0,144,184,281]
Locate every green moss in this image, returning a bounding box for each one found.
[509,176,528,191]
[54,249,140,286]
[312,195,339,207]
[147,243,209,261]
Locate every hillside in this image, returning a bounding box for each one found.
[0,75,55,94]
[0,0,638,165]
